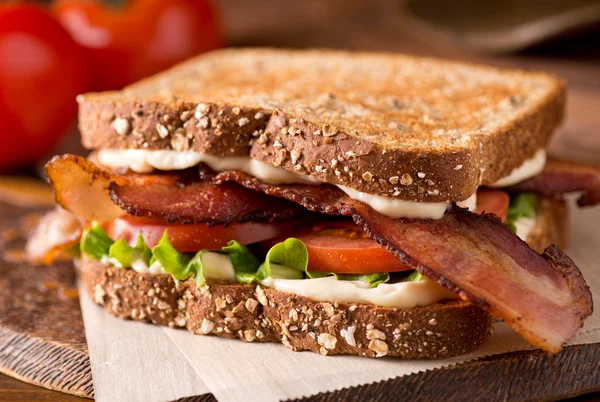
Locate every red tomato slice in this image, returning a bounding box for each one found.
[475,189,510,222]
[280,221,413,274]
[266,188,511,275]
[105,215,305,252]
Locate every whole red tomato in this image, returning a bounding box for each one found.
[53,0,224,90]
[0,4,88,172]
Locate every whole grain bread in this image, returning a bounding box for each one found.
[80,256,493,359]
[78,48,565,202]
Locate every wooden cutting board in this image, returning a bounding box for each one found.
[1,200,600,401]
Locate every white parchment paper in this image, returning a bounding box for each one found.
[80,202,600,402]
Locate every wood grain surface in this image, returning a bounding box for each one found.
[0,0,598,400]
[0,203,93,399]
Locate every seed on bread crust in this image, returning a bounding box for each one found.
[112,118,131,136]
[171,133,190,151]
[156,123,169,139]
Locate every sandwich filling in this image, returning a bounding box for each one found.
[81,224,456,309]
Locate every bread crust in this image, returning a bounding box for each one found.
[78,48,565,202]
[80,256,493,359]
[79,99,267,156]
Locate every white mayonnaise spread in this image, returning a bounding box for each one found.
[132,259,167,275]
[97,149,319,185]
[490,149,546,187]
[336,184,452,219]
[97,149,481,219]
[513,215,537,242]
[261,275,456,309]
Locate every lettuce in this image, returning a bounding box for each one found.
[256,238,306,281]
[108,235,152,268]
[80,226,114,260]
[307,271,390,288]
[221,240,260,284]
[405,271,423,282]
[506,193,537,233]
[79,227,404,288]
[151,232,196,281]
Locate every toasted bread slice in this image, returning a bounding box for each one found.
[80,256,493,359]
[78,48,564,202]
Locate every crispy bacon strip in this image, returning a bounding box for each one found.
[215,170,593,353]
[46,155,306,225]
[508,158,600,206]
[109,171,306,225]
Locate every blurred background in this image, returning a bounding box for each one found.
[0,0,599,180]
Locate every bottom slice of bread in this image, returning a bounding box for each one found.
[81,256,493,359]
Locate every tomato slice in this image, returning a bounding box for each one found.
[105,215,305,252]
[475,189,510,222]
[280,221,413,275]
[264,188,511,275]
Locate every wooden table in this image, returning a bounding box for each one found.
[2,0,599,400]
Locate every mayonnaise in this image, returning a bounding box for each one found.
[261,276,456,309]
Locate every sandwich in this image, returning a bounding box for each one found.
[28,49,599,359]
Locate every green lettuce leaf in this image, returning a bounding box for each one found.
[506,193,538,233]
[256,238,306,280]
[151,231,195,281]
[150,231,213,286]
[186,250,209,287]
[337,273,390,288]
[405,271,424,282]
[307,271,390,288]
[221,240,260,284]
[80,226,114,260]
[108,235,152,268]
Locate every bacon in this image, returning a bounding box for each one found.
[25,206,84,264]
[508,158,600,206]
[46,155,306,225]
[215,170,593,353]
[46,155,125,222]
[109,170,306,225]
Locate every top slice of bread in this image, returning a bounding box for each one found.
[78,48,565,202]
